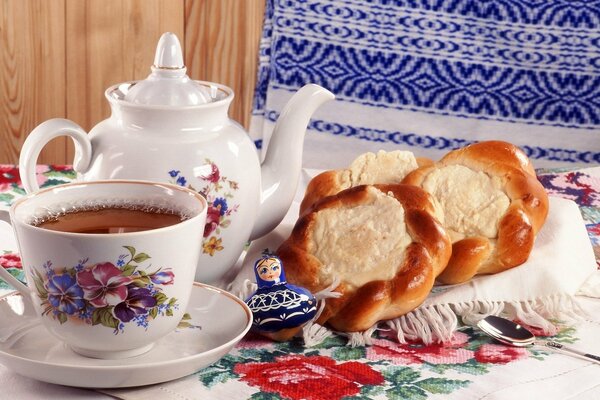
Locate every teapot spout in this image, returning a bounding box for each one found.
[250,84,334,240]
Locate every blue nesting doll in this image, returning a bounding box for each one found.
[245,251,317,341]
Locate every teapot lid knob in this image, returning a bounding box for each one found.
[154,32,184,69]
[123,32,215,106]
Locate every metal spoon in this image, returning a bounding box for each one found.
[477,315,600,365]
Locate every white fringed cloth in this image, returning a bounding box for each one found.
[230,170,599,346]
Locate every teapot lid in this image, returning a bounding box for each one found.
[123,32,216,106]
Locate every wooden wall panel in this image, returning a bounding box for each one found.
[184,0,265,129]
[65,0,184,160]
[0,0,264,165]
[1,0,67,164]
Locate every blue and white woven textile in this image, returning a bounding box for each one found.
[250,0,600,169]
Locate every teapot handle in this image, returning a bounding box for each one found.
[19,118,93,193]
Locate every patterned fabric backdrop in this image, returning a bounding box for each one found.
[250,0,600,169]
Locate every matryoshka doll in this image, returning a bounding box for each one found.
[245,251,317,341]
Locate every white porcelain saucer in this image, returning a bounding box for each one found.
[0,282,252,388]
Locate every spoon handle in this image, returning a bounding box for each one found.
[537,340,600,365]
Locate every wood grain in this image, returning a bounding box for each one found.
[1,0,67,164]
[65,0,184,161]
[184,0,265,128]
[0,0,264,165]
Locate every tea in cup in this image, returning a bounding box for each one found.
[0,180,207,359]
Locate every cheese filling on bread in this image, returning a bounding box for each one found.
[308,186,412,288]
[338,150,418,190]
[422,165,510,241]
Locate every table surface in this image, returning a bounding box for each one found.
[0,164,599,400]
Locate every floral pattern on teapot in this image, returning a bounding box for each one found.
[31,246,180,333]
[169,159,240,256]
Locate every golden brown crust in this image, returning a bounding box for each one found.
[299,152,424,215]
[277,184,451,332]
[402,141,548,284]
[440,140,536,176]
[415,156,434,168]
[299,170,341,216]
[436,236,491,284]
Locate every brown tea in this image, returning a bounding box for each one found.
[34,207,184,234]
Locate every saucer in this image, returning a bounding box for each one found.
[0,282,252,388]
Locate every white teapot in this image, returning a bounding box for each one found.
[19,32,334,284]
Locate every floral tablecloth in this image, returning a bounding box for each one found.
[1,164,599,400]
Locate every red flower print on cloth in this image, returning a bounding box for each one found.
[234,354,384,400]
[76,262,132,307]
[0,165,65,190]
[514,320,556,337]
[474,343,528,364]
[49,165,72,172]
[367,332,474,365]
[0,253,22,269]
[35,165,51,187]
[0,165,20,191]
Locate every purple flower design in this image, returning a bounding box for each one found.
[46,274,85,315]
[76,262,132,307]
[168,170,180,178]
[43,261,55,279]
[149,270,174,285]
[114,285,158,323]
[32,247,180,333]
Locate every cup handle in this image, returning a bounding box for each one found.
[19,118,93,193]
[0,212,32,298]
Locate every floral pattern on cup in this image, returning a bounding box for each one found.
[169,160,239,256]
[31,246,179,333]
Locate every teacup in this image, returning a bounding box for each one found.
[0,180,207,359]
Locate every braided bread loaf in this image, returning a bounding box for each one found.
[299,150,431,215]
[277,184,451,332]
[402,141,549,284]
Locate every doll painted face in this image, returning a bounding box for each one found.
[256,257,282,282]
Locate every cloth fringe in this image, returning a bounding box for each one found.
[310,293,587,346]
[302,322,332,347]
[301,277,342,346]
[385,304,458,344]
[451,294,586,337]
[302,292,330,346]
[339,325,378,347]
[232,280,587,347]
